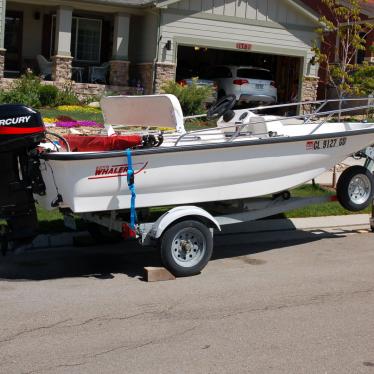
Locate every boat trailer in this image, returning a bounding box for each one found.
[63,186,373,277]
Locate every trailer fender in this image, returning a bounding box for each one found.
[151,206,221,239]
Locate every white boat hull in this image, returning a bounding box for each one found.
[37,128,374,213]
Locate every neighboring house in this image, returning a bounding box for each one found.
[301,0,374,99]
[0,0,321,102]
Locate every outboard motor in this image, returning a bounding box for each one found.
[0,104,46,252]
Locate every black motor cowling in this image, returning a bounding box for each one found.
[0,105,46,251]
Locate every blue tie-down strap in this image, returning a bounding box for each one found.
[126,148,137,234]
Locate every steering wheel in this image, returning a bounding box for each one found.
[207,94,236,119]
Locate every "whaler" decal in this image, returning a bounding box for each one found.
[88,162,148,180]
[0,116,31,126]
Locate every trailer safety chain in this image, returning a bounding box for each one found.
[126,148,137,233]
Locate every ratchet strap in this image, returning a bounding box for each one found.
[126,148,137,234]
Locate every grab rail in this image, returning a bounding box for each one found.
[174,97,373,146]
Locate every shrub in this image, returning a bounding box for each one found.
[55,84,80,106]
[161,80,213,116]
[352,64,374,96]
[39,85,59,107]
[0,72,42,107]
[81,94,102,106]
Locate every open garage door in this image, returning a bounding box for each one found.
[176,46,302,104]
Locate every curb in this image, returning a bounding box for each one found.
[218,214,371,235]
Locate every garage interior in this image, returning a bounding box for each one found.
[176,46,302,104]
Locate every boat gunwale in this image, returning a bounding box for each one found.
[41,127,374,161]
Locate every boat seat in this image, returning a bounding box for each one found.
[62,134,143,152]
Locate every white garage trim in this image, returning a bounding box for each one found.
[173,36,308,59]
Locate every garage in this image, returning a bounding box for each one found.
[176,45,302,104]
[141,0,320,105]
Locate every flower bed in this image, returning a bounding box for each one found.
[56,105,101,114]
[54,120,103,128]
[43,115,104,137]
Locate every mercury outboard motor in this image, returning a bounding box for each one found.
[0,104,46,252]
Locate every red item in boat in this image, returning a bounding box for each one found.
[63,134,143,152]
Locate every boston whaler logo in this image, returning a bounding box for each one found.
[88,162,148,180]
[0,116,31,126]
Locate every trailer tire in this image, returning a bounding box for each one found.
[336,165,374,212]
[160,220,213,277]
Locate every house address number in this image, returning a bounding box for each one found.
[236,43,252,50]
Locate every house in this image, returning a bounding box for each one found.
[0,0,322,102]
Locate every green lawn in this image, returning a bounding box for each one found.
[285,184,371,218]
[39,108,104,124]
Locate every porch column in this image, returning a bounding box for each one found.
[109,13,130,86]
[0,0,6,78]
[52,6,73,82]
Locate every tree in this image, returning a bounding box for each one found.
[312,0,373,107]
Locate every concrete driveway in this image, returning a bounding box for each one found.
[0,228,374,374]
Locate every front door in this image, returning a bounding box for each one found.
[4,11,23,74]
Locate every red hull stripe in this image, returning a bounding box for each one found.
[0,126,44,135]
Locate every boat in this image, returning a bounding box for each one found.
[1,94,373,276]
[33,94,374,213]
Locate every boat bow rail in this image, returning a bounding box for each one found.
[174,97,374,146]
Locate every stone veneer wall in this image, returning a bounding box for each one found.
[135,63,154,94]
[109,60,130,86]
[301,76,319,102]
[154,62,176,93]
[52,55,73,82]
[0,78,138,101]
[72,82,137,100]
[134,62,176,94]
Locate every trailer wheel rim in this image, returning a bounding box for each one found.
[171,227,206,267]
[348,174,372,205]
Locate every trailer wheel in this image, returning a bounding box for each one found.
[336,166,374,212]
[160,220,213,277]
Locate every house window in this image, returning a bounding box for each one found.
[4,11,23,72]
[51,16,102,63]
[71,18,102,62]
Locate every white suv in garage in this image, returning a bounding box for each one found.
[208,66,277,105]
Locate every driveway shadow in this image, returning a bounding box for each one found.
[0,227,361,282]
[0,242,161,281]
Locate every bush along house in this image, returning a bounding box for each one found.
[0,0,322,102]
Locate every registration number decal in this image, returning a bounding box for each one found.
[306,137,347,150]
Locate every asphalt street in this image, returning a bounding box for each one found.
[0,227,374,374]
